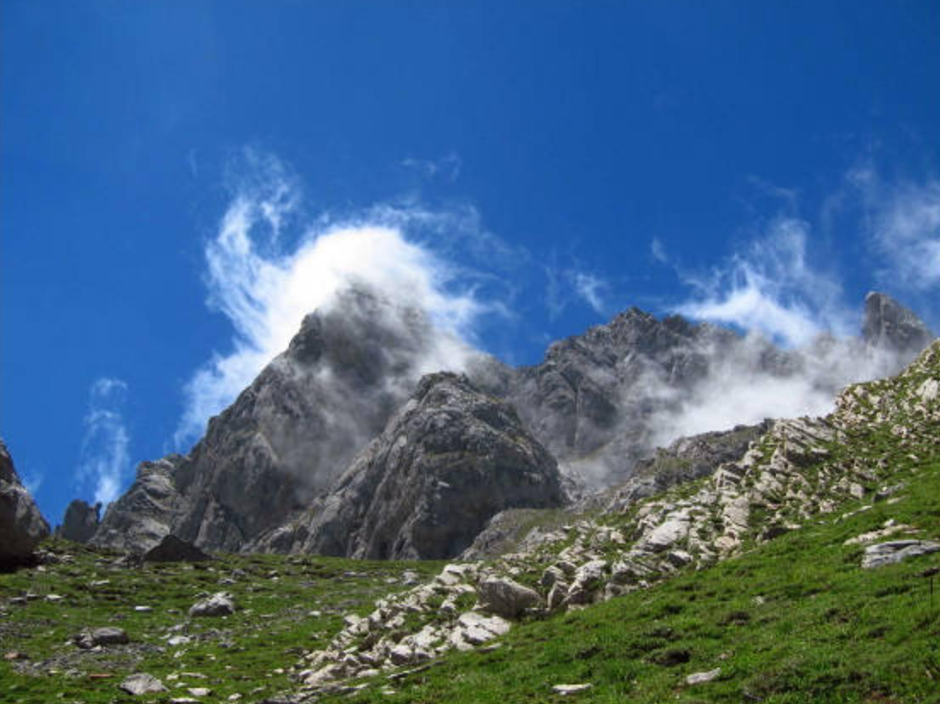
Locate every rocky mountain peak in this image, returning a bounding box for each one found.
[253,372,566,560]
[862,291,935,356]
[54,499,101,544]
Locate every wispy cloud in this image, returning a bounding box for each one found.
[543,259,614,320]
[175,150,508,446]
[673,217,850,347]
[572,271,609,315]
[401,152,463,182]
[77,377,130,506]
[855,170,940,293]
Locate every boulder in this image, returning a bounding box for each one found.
[120,673,168,695]
[861,540,940,569]
[143,535,212,563]
[189,592,236,617]
[74,626,129,649]
[477,577,542,618]
[0,439,50,568]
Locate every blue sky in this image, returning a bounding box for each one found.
[1,0,938,526]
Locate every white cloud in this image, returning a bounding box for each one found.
[572,271,608,315]
[869,179,940,292]
[543,261,613,320]
[674,217,851,347]
[175,152,504,446]
[650,237,668,264]
[77,377,130,506]
[401,152,463,182]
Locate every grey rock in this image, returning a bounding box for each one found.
[686,668,721,686]
[552,684,593,695]
[0,439,50,568]
[75,626,129,649]
[861,540,940,569]
[862,292,936,359]
[477,577,542,618]
[54,499,101,544]
[288,373,565,560]
[90,457,182,553]
[120,673,168,695]
[189,591,236,617]
[143,535,212,563]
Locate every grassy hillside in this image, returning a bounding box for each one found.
[332,457,940,704]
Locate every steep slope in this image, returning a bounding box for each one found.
[93,287,469,553]
[252,373,566,559]
[0,439,50,568]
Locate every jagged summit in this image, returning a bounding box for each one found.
[93,286,463,554]
[862,291,936,356]
[83,289,935,557]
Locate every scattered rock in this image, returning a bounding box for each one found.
[477,577,542,618]
[119,673,168,695]
[189,591,236,617]
[74,627,129,649]
[861,540,940,569]
[686,668,721,685]
[551,683,593,695]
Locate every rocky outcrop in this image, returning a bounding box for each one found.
[55,499,101,544]
[0,439,50,568]
[93,287,471,554]
[255,373,566,559]
[596,421,774,512]
[862,291,935,358]
[91,457,183,553]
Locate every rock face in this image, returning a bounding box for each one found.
[258,373,566,559]
[862,291,936,358]
[0,439,50,568]
[54,499,101,544]
[93,287,468,554]
[504,310,743,476]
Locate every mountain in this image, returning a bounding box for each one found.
[250,372,565,559]
[86,290,934,558]
[93,287,470,553]
[0,439,50,568]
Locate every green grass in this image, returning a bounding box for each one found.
[1,546,443,703]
